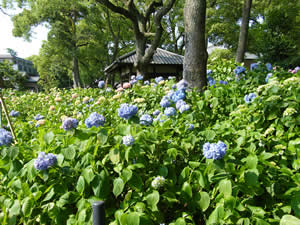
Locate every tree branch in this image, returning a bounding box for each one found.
[95,0,134,21]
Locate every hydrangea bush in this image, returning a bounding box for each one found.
[0,62,299,225]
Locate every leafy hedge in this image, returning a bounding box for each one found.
[0,62,299,225]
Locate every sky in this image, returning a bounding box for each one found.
[0,10,48,58]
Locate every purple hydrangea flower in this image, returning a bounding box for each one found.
[168,76,176,80]
[85,112,105,128]
[62,118,78,131]
[208,78,216,86]
[136,75,144,80]
[266,63,272,71]
[265,73,273,83]
[118,104,138,120]
[9,110,19,117]
[164,107,176,117]
[176,100,186,110]
[244,93,257,103]
[155,76,164,83]
[160,97,172,108]
[203,141,227,160]
[170,89,185,103]
[234,66,246,75]
[0,128,13,146]
[176,79,189,90]
[122,135,135,146]
[171,84,177,89]
[34,114,44,121]
[144,80,150,85]
[153,110,161,116]
[187,124,194,130]
[140,114,153,126]
[34,152,57,170]
[219,80,228,85]
[179,104,190,113]
[207,69,213,75]
[250,63,258,71]
[98,80,105,88]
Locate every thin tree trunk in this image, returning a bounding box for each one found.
[183,0,208,90]
[236,0,252,63]
[72,56,81,88]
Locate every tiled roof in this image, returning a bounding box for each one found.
[105,47,183,73]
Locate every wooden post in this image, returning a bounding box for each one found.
[0,92,17,144]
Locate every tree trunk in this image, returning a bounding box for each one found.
[236,0,252,63]
[183,0,208,90]
[72,56,81,88]
[134,33,147,77]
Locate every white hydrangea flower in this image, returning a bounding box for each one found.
[283,107,297,117]
[151,176,165,189]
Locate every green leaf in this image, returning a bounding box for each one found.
[43,187,55,202]
[92,171,110,199]
[197,100,204,110]
[78,209,87,225]
[198,191,210,212]
[245,169,259,186]
[97,128,108,145]
[9,200,20,216]
[22,197,33,217]
[62,146,76,160]
[159,166,168,177]
[43,131,54,144]
[246,155,258,169]
[128,174,143,191]
[126,212,140,225]
[291,192,300,217]
[204,130,216,141]
[113,178,124,197]
[82,167,95,184]
[280,215,300,225]
[175,218,186,225]
[207,206,224,225]
[167,148,177,159]
[76,176,85,194]
[219,179,232,197]
[109,149,120,164]
[189,161,200,169]
[121,168,133,183]
[146,190,159,211]
[182,182,193,199]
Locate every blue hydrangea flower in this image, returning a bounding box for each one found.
[179,104,190,113]
[219,80,228,85]
[144,80,150,85]
[244,93,257,103]
[234,66,246,75]
[140,114,153,126]
[130,79,137,85]
[88,98,94,103]
[265,73,273,83]
[176,100,186,110]
[9,110,19,117]
[153,110,161,116]
[207,69,213,75]
[187,124,194,130]
[171,84,177,89]
[118,104,138,120]
[85,112,105,128]
[98,80,105,88]
[155,76,164,83]
[164,107,176,117]
[136,74,144,80]
[154,114,165,123]
[62,117,78,131]
[168,76,176,80]
[170,89,185,103]
[203,141,227,160]
[176,79,189,90]
[250,63,258,71]
[34,114,44,121]
[151,176,165,189]
[266,63,272,71]
[208,78,216,86]
[34,152,57,170]
[0,128,13,146]
[122,135,135,146]
[160,97,172,108]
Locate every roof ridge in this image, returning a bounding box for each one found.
[155,47,184,57]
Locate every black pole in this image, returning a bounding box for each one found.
[92,201,105,225]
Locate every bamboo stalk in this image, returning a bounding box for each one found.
[0,92,17,144]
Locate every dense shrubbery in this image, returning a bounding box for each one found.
[0,62,299,225]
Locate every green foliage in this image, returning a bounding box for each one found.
[208,48,235,64]
[0,61,26,90]
[1,62,299,224]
